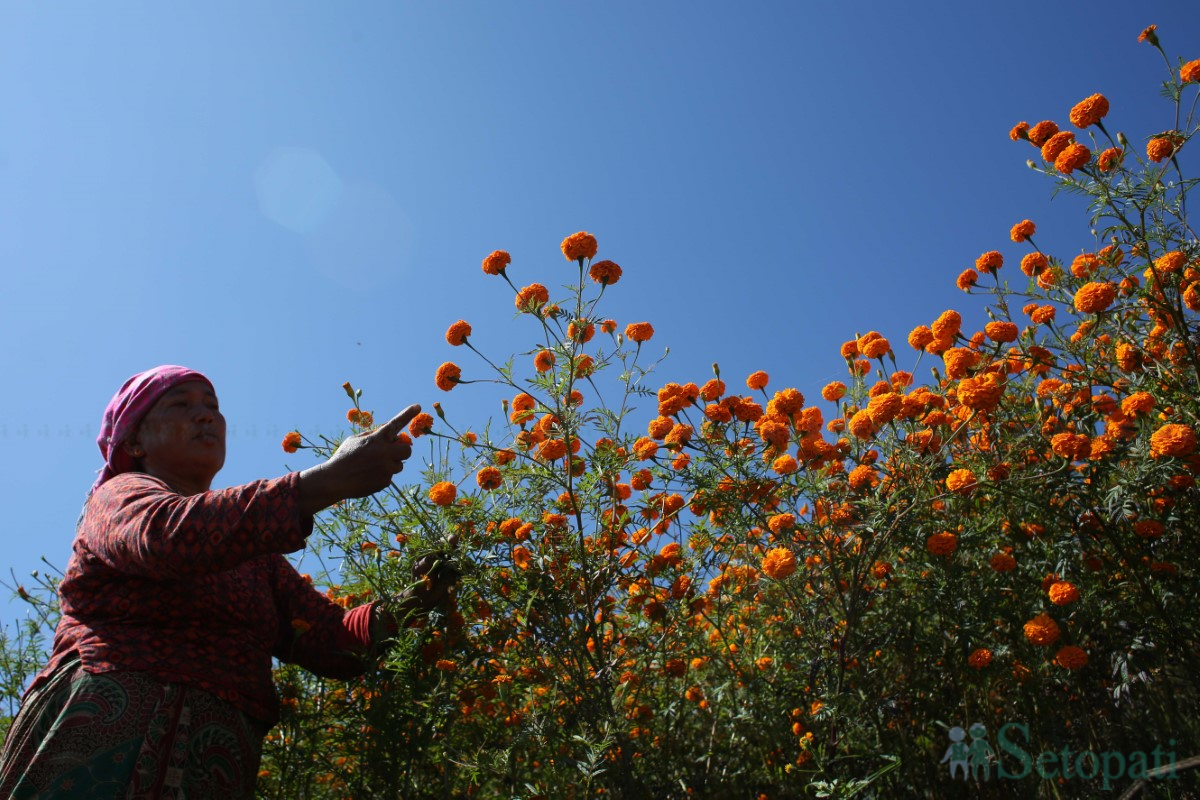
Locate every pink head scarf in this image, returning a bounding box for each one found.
[92,365,214,495]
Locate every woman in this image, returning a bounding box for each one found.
[0,365,451,798]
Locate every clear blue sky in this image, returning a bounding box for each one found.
[3,2,1199,626]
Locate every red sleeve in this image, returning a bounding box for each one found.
[268,556,377,680]
[80,472,313,580]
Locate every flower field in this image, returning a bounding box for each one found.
[6,23,1200,800]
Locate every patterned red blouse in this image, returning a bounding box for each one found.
[30,471,375,726]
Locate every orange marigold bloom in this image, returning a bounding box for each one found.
[515,283,550,312]
[435,362,462,391]
[494,448,516,466]
[984,321,1019,343]
[1097,147,1124,172]
[975,251,1003,275]
[476,466,503,490]
[445,320,472,346]
[821,382,847,402]
[624,322,654,343]
[538,438,567,461]
[908,326,935,351]
[1010,219,1036,243]
[1138,25,1158,45]
[1041,131,1075,163]
[534,349,556,373]
[589,259,622,285]
[1120,391,1155,417]
[281,431,302,453]
[848,409,877,440]
[945,468,977,495]
[1055,142,1091,174]
[1048,581,1080,606]
[771,454,799,475]
[1050,432,1091,461]
[957,373,1004,411]
[1055,645,1088,670]
[1009,121,1030,141]
[1150,423,1197,458]
[1027,120,1059,147]
[1030,304,1056,324]
[409,413,434,437]
[482,249,511,276]
[1020,252,1049,276]
[561,231,598,262]
[857,332,891,359]
[968,648,992,669]
[567,320,594,343]
[1074,282,1116,314]
[1024,613,1061,646]
[1071,253,1099,278]
[1181,59,1200,83]
[847,464,879,491]
[956,269,978,291]
[990,552,1017,572]
[512,545,531,570]
[1133,520,1164,539]
[1069,94,1109,128]
[746,371,769,391]
[767,388,805,417]
[926,532,957,557]
[700,379,725,401]
[1154,251,1186,273]
[761,547,797,580]
[1147,136,1177,163]
[429,481,457,506]
[648,416,674,439]
[931,310,962,340]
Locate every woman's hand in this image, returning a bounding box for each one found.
[371,553,461,642]
[298,404,421,515]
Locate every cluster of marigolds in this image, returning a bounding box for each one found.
[265,27,1200,798]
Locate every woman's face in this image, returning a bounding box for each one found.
[125,380,226,492]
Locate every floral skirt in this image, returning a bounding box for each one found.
[0,657,267,799]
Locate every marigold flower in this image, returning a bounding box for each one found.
[1050,432,1091,461]
[771,454,799,475]
[1009,121,1029,141]
[857,332,891,359]
[1097,147,1124,172]
[908,326,934,351]
[975,251,1003,275]
[956,269,978,291]
[957,373,1004,411]
[1023,613,1061,646]
[990,552,1016,572]
[821,382,847,402]
[409,413,434,437]
[848,409,877,440]
[600,319,617,334]
[1069,94,1109,128]
[515,283,550,311]
[482,249,511,275]
[1133,520,1164,539]
[445,320,472,346]
[1150,423,1197,458]
[625,322,654,343]
[1041,131,1075,163]
[281,431,302,453]
[968,648,992,669]
[1030,304,1056,324]
[1055,645,1088,670]
[1010,219,1036,243]
[746,371,769,391]
[931,310,962,340]
[1020,252,1048,276]
[561,231,598,262]
[429,481,457,506]
[512,545,531,570]
[537,438,567,461]
[1147,136,1177,163]
[1154,251,1186,273]
[1182,59,1200,84]
[534,349,556,373]
[700,379,725,401]
[588,259,622,285]
[1138,24,1158,45]
[761,547,797,580]
[1055,142,1091,174]
[984,321,1019,343]
[1027,120,1059,147]
[1048,581,1080,605]
[926,532,957,556]
[435,362,461,391]
[1074,282,1116,314]
[476,466,502,490]
[946,468,977,495]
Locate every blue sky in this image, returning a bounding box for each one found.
[3,2,1199,626]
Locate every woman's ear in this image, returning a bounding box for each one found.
[122,434,145,460]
